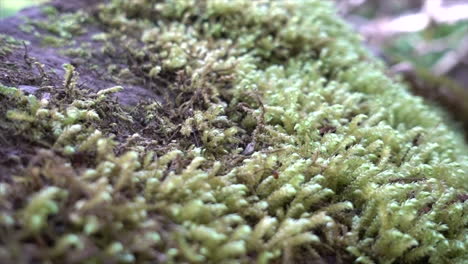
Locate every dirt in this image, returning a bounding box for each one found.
[0,0,166,180]
[0,0,256,182]
[0,0,162,105]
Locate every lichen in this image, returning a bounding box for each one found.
[0,0,467,264]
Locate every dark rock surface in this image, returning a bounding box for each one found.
[0,0,161,107]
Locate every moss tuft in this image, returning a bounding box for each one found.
[0,1,467,263]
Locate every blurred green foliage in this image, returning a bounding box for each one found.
[0,0,47,18]
[386,21,468,69]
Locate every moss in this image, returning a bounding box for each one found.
[0,0,467,264]
[0,34,24,56]
[26,7,91,48]
[34,8,90,39]
[41,35,71,47]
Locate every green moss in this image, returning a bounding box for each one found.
[35,9,90,39]
[28,7,91,47]
[0,34,25,56]
[41,35,71,47]
[0,1,467,264]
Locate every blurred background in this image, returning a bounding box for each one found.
[0,0,47,18]
[335,0,468,137]
[1,0,468,136]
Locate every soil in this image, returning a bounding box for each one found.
[0,1,161,106]
[0,0,255,183]
[0,0,165,181]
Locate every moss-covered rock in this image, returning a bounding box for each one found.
[0,1,466,263]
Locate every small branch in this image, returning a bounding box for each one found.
[432,36,468,75]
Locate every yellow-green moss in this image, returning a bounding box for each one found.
[0,1,467,264]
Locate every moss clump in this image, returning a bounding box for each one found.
[0,34,25,57]
[0,0,467,263]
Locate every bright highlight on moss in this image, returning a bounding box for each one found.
[0,0,467,264]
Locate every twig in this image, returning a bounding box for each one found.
[432,36,468,75]
[22,41,33,67]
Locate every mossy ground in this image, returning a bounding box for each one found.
[0,1,467,264]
